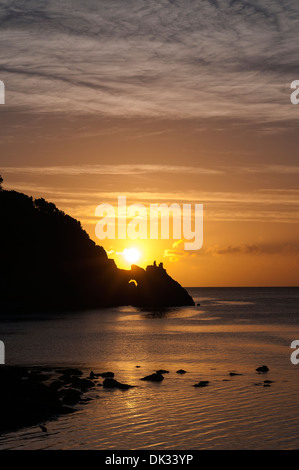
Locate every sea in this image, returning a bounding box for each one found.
[0,287,299,450]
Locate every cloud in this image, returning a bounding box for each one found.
[164,240,299,262]
[236,165,299,175]
[0,0,299,121]
[205,243,299,256]
[3,173,299,225]
[3,162,299,178]
[205,243,263,255]
[0,163,222,176]
[164,240,191,262]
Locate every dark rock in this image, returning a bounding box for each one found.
[103,378,133,390]
[176,369,187,374]
[61,368,83,376]
[28,372,51,382]
[156,369,169,374]
[0,366,29,380]
[256,365,269,373]
[264,380,274,384]
[58,374,73,384]
[229,372,243,376]
[79,397,92,404]
[58,368,84,384]
[89,371,95,379]
[193,381,209,387]
[100,372,114,378]
[71,377,95,390]
[61,388,82,405]
[130,264,194,308]
[140,373,164,382]
[0,366,74,434]
[49,380,64,390]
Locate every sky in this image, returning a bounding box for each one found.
[0,0,299,286]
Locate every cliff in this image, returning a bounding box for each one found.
[128,263,194,308]
[0,188,194,312]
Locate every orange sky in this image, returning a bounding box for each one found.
[1,1,299,286]
[1,116,299,286]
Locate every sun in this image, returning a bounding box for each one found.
[123,247,140,264]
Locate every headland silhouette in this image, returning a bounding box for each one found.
[0,179,194,312]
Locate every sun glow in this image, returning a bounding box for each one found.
[123,247,141,264]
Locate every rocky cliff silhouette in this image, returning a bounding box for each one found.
[0,187,194,312]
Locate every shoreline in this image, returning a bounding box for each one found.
[0,365,100,435]
[0,361,273,437]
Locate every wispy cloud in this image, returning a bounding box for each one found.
[1,0,298,121]
[3,162,299,177]
[236,165,299,175]
[164,240,191,262]
[1,164,222,176]
[205,243,299,256]
[164,240,299,261]
[3,177,299,225]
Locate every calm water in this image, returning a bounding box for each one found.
[0,287,299,450]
